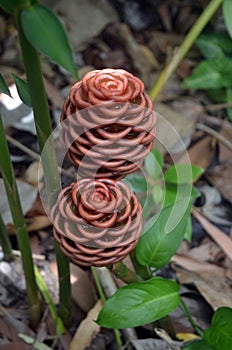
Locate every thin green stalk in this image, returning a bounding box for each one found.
[180,298,204,337]
[91,267,123,349]
[14,3,71,326]
[149,0,223,102]
[108,261,144,284]
[0,113,41,329]
[129,250,151,280]
[0,213,14,262]
[34,264,65,335]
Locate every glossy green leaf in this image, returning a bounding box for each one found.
[0,0,15,14]
[12,74,31,107]
[163,183,200,208]
[97,277,180,329]
[223,0,232,40]
[124,174,148,193]
[182,60,232,90]
[164,164,204,184]
[183,339,213,350]
[136,199,191,268]
[204,307,232,350]
[152,184,164,205]
[144,149,164,180]
[0,73,11,97]
[21,4,78,78]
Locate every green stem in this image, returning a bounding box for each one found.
[34,264,65,335]
[91,267,123,349]
[108,261,144,284]
[0,213,14,262]
[14,4,71,326]
[0,113,41,329]
[149,0,223,102]
[129,250,151,280]
[180,298,204,337]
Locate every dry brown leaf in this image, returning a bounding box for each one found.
[171,254,222,273]
[154,101,200,155]
[175,267,232,310]
[219,121,232,162]
[206,161,232,203]
[70,264,96,313]
[193,209,232,261]
[0,343,31,350]
[69,299,103,350]
[178,135,215,169]
[187,241,221,263]
[26,216,51,232]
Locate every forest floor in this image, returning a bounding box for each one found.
[0,1,232,349]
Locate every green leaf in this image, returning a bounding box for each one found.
[204,307,232,350]
[199,33,232,54]
[97,277,180,329]
[136,199,191,268]
[164,164,204,184]
[0,0,15,14]
[226,87,232,122]
[144,149,164,180]
[21,4,78,78]
[182,60,232,90]
[183,339,213,350]
[0,73,12,97]
[207,88,227,103]
[123,174,148,193]
[152,184,164,205]
[223,0,232,40]
[196,36,232,74]
[164,183,200,208]
[12,74,32,107]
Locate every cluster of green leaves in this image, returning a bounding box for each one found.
[184,307,232,350]
[97,150,203,329]
[183,0,232,121]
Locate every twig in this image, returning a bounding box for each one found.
[195,122,232,151]
[6,134,75,179]
[205,101,232,111]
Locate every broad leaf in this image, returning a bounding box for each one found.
[198,33,232,54]
[183,339,213,350]
[0,0,15,14]
[21,4,78,78]
[152,184,164,204]
[144,149,164,180]
[223,0,232,40]
[124,174,147,193]
[182,60,232,90]
[0,73,11,97]
[196,35,232,73]
[204,307,232,350]
[97,277,180,329]
[164,184,200,208]
[136,199,191,268]
[12,74,31,107]
[164,164,204,184]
